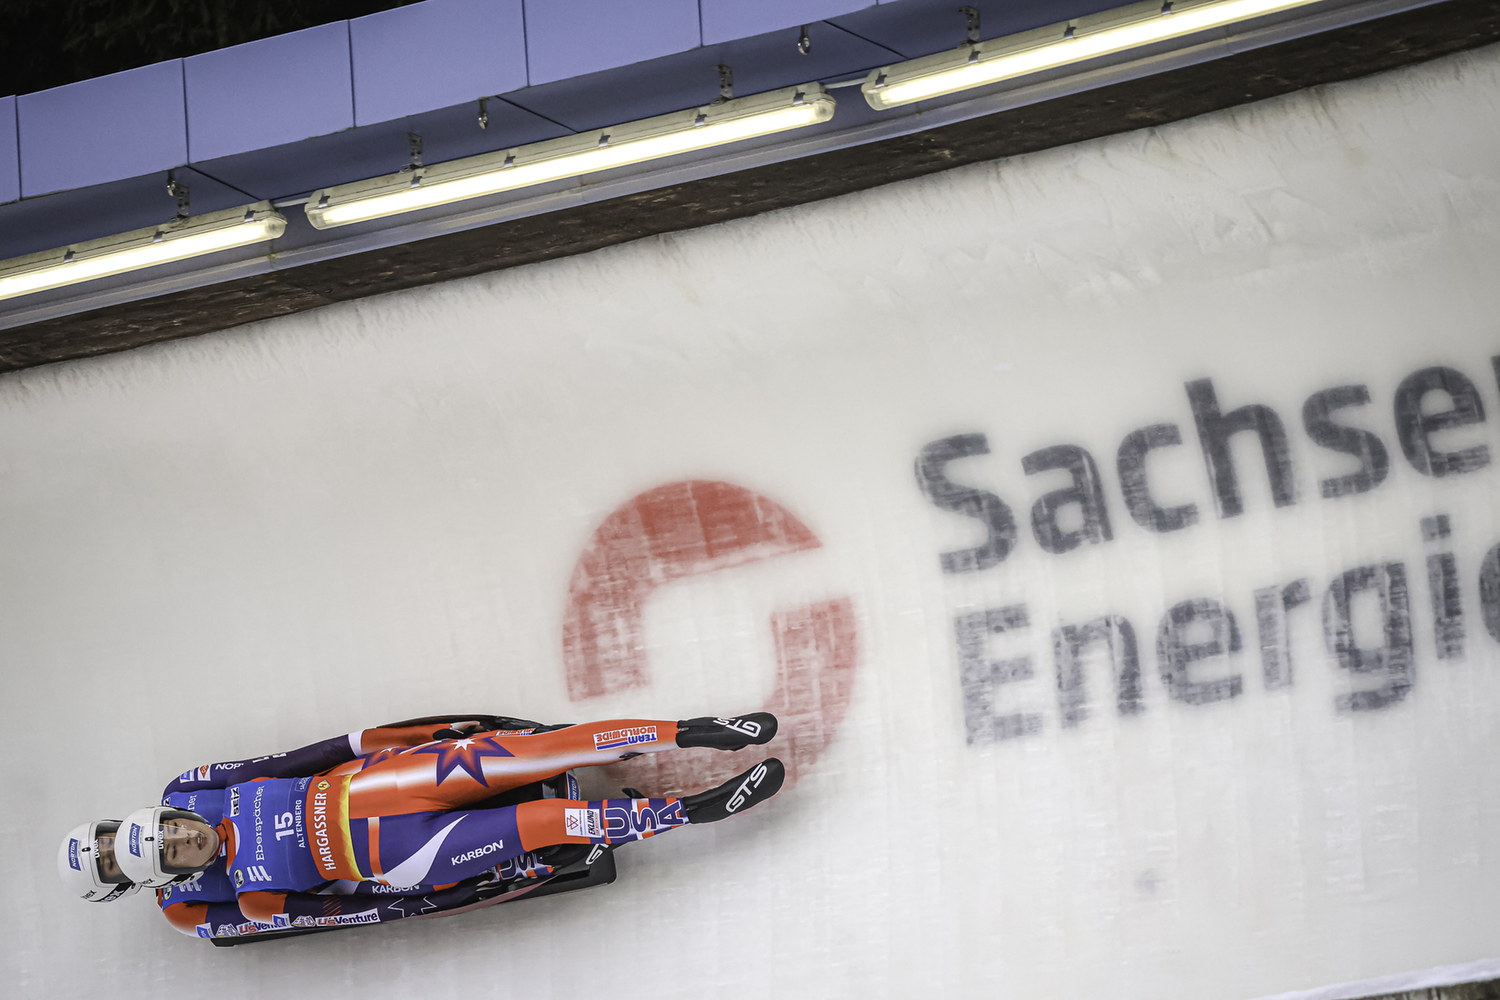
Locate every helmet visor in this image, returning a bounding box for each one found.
[92,821,131,885]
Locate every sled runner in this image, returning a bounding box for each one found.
[209,841,618,948]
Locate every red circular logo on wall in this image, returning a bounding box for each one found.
[563,480,858,795]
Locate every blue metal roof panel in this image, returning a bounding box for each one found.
[185,22,356,162]
[524,0,703,86]
[16,61,187,198]
[700,0,876,45]
[351,0,529,127]
[0,97,16,205]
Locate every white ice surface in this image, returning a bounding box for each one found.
[7,41,1500,1000]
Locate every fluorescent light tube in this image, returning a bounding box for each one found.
[306,84,836,229]
[0,204,286,303]
[863,0,1327,110]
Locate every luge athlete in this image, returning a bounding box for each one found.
[59,712,782,938]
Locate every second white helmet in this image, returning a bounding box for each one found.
[57,820,140,902]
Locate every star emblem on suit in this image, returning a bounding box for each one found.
[383,895,438,917]
[409,736,514,786]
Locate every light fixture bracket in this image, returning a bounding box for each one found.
[960,5,982,46]
[166,169,190,220]
[402,132,424,172]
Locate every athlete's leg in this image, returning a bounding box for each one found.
[346,714,776,817]
[358,758,784,887]
[362,797,681,887]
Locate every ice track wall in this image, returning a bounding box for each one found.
[10,42,1500,1000]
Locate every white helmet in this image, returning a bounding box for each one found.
[57,820,141,902]
[116,806,219,888]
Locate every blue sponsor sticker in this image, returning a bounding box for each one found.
[68,838,81,871]
[179,770,194,783]
[129,823,142,857]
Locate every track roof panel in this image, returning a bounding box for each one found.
[523,0,704,86]
[351,0,529,127]
[184,22,356,163]
[0,97,16,205]
[700,0,876,45]
[17,60,187,198]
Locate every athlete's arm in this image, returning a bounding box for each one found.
[160,899,259,938]
[161,716,540,795]
[158,875,486,939]
[162,734,372,795]
[237,880,500,929]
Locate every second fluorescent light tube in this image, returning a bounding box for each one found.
[305,84,836,229]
